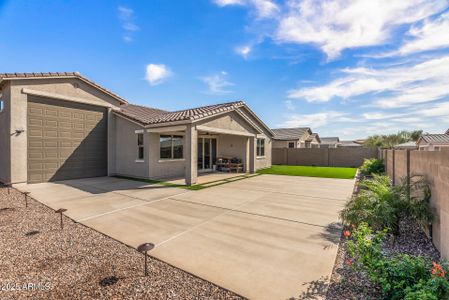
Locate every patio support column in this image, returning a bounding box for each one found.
[185,124,198,185]
[249,136,256,174]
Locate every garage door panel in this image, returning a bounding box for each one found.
[27,96,107,183]
[28,128,43,138]
[59,121,72,129]
[28,118,43,127]
[29,140,43,148]
[44,119,58,128]
[45,108,58,118]
[43,130,58,138]
[58,110,71,119]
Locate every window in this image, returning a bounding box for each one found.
[0,99,3,112]
[288,142,295,148]
[257,138,265,157]
[160,135,184,159]
[137,133,144,160]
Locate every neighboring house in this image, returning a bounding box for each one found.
[320,137,340,148]
[0,72,273,185]
[417,130,449,151]
[337,140,362,147]
[394,141,418,150]
[271,127,321,148]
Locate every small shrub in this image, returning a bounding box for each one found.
[340,174,434,235]
[360,158,385,176]
[347,224,449,300]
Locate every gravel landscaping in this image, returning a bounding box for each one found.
[326,176,441,300]
[0,185,244,300]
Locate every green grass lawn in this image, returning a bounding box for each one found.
[257,165,357,179]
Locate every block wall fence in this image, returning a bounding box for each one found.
[272,147,378,168]
[379,149,449,259]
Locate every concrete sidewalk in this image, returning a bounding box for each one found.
[16,175,354,300]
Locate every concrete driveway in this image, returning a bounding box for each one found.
[16,174,354,300]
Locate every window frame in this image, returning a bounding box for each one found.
[288,142,295,148]
[136,133,144,161]
[160,134,184,160]
[256,138,265,157]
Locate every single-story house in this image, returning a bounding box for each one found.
[0,72,273,185]
[320,137,340,148]
[393,141,418,150]
[417,130,449,151]
[271,127,320,148]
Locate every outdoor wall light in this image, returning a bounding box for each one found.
[15,128,25,134]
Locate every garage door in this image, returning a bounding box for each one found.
[27,96,107,183]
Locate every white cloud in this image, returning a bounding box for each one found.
[213,0,279,18]
[280,111,349,128]
[387,13,449,56]
[145,64,173,86]
[276,0,448,59]
[235,45,252,59]
[216,0,448,59]
[288,55,449,108]
[200,71,234,94]
[118,6,139,42]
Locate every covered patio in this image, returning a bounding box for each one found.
[113,101,272,186]
[148,123,259,185]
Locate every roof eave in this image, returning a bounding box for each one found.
[1,74,128,105]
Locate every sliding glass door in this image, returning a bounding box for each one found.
[197,137,217,172]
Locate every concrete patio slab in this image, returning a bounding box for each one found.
[170,185,268,210]
[152,212,339,300]
[228,174,354,200]
[42,192,147,221]
[237,192,346,226]
[82,198,226,247]
[15,174,355,300]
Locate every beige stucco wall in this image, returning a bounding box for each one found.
[198,109,272,171]
[383,149,449,259]
[199,111,258,134]
[0,83,11,183]
[114,117,149,178]
[148,132,186,180]
[255,134,272,170]
[5,78,123,183]
[217,134,249,171]
[273,140,298,148]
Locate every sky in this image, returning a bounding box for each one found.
[1,0,449,139]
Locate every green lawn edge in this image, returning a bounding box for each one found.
[257,165,357,179]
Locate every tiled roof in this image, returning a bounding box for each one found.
[0,72,128,104]
[420,134,449,145]
[271,127,310,140]
[394,141,418,149]
[338,140,362,147]
[116,101,246,125]
[321,137,340,144]
[445,129,449,135]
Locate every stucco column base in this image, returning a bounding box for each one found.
[249,136,256,174]
[185,124,198,185]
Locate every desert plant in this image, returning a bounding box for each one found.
[360,158,385,176]
[340,174,434,235]
[347,224,449,300]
